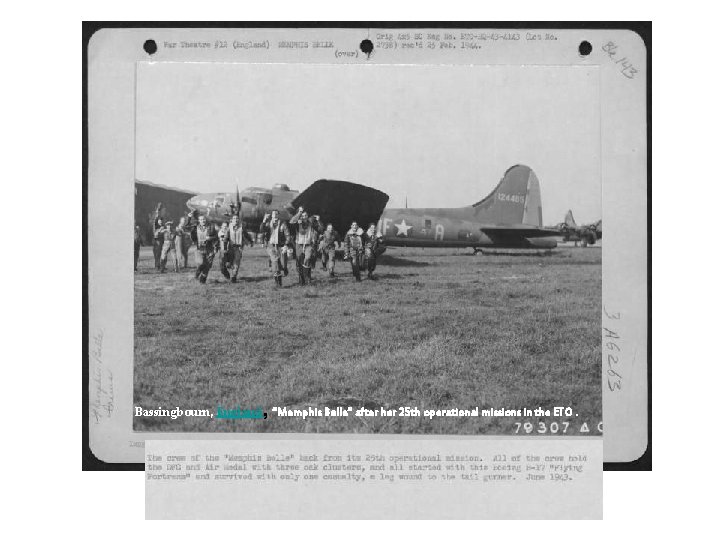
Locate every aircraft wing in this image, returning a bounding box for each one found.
[290,180,389,234]
[480,225,562,239]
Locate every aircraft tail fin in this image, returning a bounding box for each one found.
[564,210,577,228]
[472,164,543,226]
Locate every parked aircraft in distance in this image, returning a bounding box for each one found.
[377,164,559,253]
[553,210,602,247]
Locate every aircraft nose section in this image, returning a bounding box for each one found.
[187,194,209,213]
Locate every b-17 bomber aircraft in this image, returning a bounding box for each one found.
[186,180,389,237]
[184,164,558,254]
[553,210,602,247]
[377,164,559,253]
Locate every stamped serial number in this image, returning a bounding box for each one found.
[514,421,603,435]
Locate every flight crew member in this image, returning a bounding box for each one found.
[175,216,192,269]
[364,223,383,280]
[134,224,143,272]
[318,223,339,277]
[344,221,365,282]
[185,210,200,249]
[263,238,290,277]
[152,215,164,270]
[310,214,323,270]
[259,210,291,288]
[279,245,291,277]
[152,203,166,269]
[226,214,254,283]
[289,207,321,285]
[194,214,218,284]
[159,220,179,273]
[217,222,231,279]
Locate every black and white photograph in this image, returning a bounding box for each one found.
[76,19,660,524]
[131,60,602,434]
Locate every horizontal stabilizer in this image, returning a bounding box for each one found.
[481,225,561,239]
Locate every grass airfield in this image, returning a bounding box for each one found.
[134,244,601,434]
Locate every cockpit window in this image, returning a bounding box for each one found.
[241,196,257,205]
[262,194,273,205]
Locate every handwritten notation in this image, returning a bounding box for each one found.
[90,329,115,423]
[603,306,622,392]
[601,41,639,80]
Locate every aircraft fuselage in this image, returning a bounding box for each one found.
[377,208,557,249]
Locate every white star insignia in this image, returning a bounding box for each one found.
[395,219,413,237]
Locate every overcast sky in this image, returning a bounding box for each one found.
[136,62,600,223]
